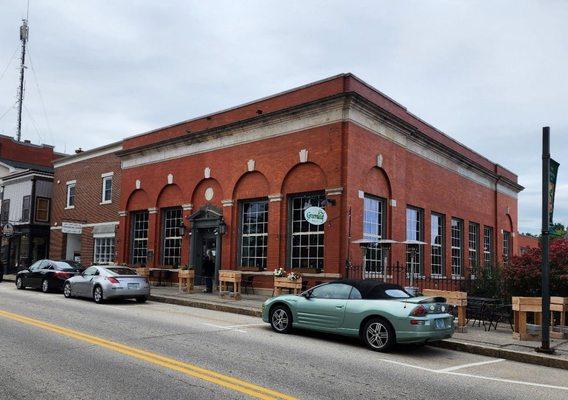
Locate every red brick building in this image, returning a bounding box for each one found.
[113,74,523,288]
[49,142,122,267]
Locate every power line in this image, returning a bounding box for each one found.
[0,101,18,122]
[23,103,43,143]
[0,46,19,82]
[27,49,54,144]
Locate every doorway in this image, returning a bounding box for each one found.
[194,228,216,285]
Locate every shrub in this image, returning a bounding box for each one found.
[503,239,568,297]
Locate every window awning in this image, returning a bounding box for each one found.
[92,223,116,238]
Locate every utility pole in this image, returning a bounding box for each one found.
[16,19,29,142]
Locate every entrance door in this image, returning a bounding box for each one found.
[194,229,216,286]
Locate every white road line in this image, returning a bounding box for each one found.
[437,359,505,372]
[201,322,247,333]
[377,357,568,391]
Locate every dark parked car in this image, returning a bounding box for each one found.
[16,260,82,293]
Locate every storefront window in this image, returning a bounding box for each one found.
[451,218,463,276]
[94,237,115,265]
[161,207,183,267]
[131,211,149,265]
[406,207,423,275]
[240,200,268,269]
[483,226,493,268]
[431,213,444,276]
[363,195,386,275]
[469,222,479,270]
[289,193,325,270]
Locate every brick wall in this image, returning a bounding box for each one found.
[49,151,121,266]
[0,134,58,167]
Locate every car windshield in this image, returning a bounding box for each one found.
[52,261,76,271]
[106,267,137,276]
[384,289,411,298]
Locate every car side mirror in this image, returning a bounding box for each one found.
[303,291,312,299]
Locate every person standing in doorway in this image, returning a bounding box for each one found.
[202,249,215,293]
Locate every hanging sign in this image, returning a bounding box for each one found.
[549,158,560,229]
[304,206,328,226]
[2,223,14,237]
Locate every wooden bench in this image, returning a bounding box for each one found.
[219,270,242,300]
[273,277,302,296]
[422,289,468,332]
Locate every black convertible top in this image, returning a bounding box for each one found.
[331,280,410,299]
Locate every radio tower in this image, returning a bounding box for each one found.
[16,19,29,142]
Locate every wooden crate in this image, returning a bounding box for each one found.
[273,277,302,296]
[219,270,242,300]
[178,269,195,293]
[422,289,467,331]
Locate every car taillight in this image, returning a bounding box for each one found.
[55,271,70,279]
[106,277,120,284]
[410,305,428,317]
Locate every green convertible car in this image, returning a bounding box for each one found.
[262,280,454,351]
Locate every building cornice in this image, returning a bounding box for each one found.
[53,142,123,168]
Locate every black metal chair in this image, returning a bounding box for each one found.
[242,275,255,295]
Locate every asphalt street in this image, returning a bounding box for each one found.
[0,282,567,400]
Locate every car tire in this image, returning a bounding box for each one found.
[63,282,72,298]
[16,276,25,290]
[136,296,148,303]
[93,286,104,304]
[270,305,293,334]
[362,317,396,352]
[41,279,50,293]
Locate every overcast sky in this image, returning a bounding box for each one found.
[0,1,566,233]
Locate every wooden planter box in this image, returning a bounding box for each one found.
[551,297,568,339]
[422,289,468,332]
[219,270,242,300]
[178,269,195,293]
[273,277,302,296]
[512,297,542,341]
[135,267,149,278]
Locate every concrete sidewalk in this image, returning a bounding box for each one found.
[4,274,568,370]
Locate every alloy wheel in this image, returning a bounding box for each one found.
[42,280,49,293]
[271,309,289,332]
[94,287,103,303]
[366,322,389,350]
[64,283,71,298]
[16,277,23,289]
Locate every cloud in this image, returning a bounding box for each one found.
[0,0,566,233]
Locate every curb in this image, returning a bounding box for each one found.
[149,295,262,318]
[431,339,568,370]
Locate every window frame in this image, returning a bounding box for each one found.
[130,211,149,265]
[238,198,269,270]
[101,174,113,204]
[483,226,494,268]
[363,194,387,276]
[406,206,424,276]
[93,237,115,265]
[21,195,31,222]
[430,213,445,276]
[1,199,10,224]
[161,207,183,267]
[35,197,50,223]
[66,181,76,209]
[287,191,326,271]
[503,231,511,266]
[451,218,464,276]
[468,222,480,271]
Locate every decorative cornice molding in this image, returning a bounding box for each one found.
[118,211,128,217]
[182,203,193,211]
[148,207,158,214]
[221,199,234,207]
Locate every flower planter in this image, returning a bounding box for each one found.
[135,267,149,278]
[219,270,242,300]
[273,277,302,296]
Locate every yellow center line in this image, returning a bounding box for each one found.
[0,309,297,400]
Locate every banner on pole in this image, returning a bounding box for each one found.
[549,158,560,229]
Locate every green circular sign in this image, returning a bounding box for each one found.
[304,206,327,226]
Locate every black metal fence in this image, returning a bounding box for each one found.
[346,262,505,298]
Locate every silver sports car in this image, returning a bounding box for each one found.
[63,266,150,304]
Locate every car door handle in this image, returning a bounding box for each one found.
[336,305,344,309]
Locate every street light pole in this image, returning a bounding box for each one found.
[537,127,554,354]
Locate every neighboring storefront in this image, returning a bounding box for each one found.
[49,142,122,267]
[1,169,53,273]
[112,74,523,287]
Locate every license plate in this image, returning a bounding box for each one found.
[435,319,446,329]
[128,283,140,289]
